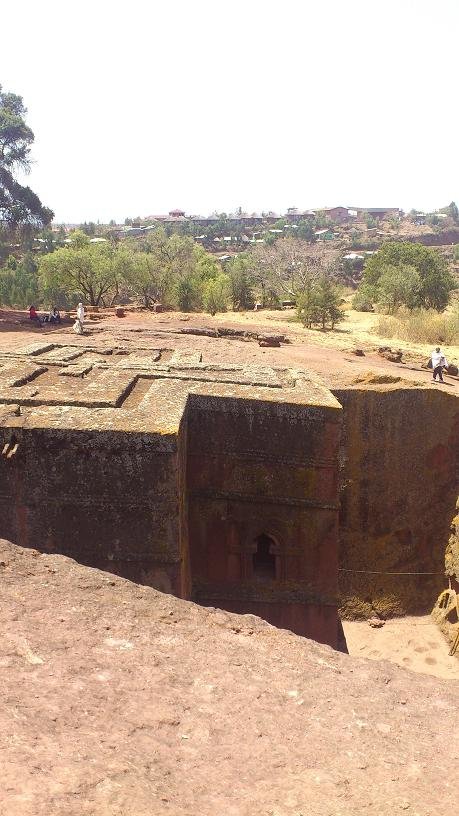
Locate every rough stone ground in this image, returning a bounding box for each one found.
[1,307,458,393]
[1,540,458,816]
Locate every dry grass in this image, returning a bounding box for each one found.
[375,308,459,345]
[206,301,459,364]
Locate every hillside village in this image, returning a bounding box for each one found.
[21,204,457,279]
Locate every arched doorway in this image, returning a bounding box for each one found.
[252,533,277,580]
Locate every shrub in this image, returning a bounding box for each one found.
[352,287,374,312]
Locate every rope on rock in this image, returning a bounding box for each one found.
[338,568,444,576]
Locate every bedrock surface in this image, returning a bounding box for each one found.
[1,539,458,816]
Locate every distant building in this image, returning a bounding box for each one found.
[285,208,315,223]
[352,207,401,220]
[314,228,335,241]
[343,252,364,261]
[323,207,354,224]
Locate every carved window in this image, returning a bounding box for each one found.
[252,533,277,580]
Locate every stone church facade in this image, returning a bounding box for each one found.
[0,342,342,646]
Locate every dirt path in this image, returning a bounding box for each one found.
[343,616,459,680]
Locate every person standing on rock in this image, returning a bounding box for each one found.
[431,347,448,382]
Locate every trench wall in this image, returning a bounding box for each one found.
[432,501,459,653]
[334,386,459,618]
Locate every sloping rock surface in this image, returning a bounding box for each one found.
[0,540,458,816]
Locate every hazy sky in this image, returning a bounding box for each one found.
[2,0,458,223]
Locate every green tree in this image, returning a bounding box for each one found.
[296,220,316,242]
[80,221,97,236]
[364,212,377,229]
[426,213,441,228]
[39,234,119,306]
[0,85,53,231]
[445,201,459,223]
[296,280,319,328]
[362,242,454,311]
[203,273,230,315]
[120,230,221,310]
[194,246,220,281]
[314,275,343,329]
[314,211,332,229]
[174,276,202,312]
[118,249,168,307]
[297,272,343,329]
[375,264,421,314]
[227,256,255,310]
[0,252,39,307]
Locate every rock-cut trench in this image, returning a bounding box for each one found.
[334,384,459,622]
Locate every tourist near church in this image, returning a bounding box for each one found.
[432,346,448,382]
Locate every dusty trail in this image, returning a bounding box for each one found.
[343,617,459,680]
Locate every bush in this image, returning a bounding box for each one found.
[352,287,374,312]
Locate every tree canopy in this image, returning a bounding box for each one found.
[0,86,53,231]
[39,232,120,306]
[362,242,454,311]
[0,252,39,307]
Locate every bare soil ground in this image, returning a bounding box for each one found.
[343,617,459,681]
[1,540,458,816]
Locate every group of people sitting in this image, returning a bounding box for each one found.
[29,305,61,326]
[29,303,86,333]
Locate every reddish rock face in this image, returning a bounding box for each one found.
[334,386,459,618]
[0,344,342,648]
[1,339,458,647]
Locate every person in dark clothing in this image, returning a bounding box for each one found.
[49,307,61,324]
